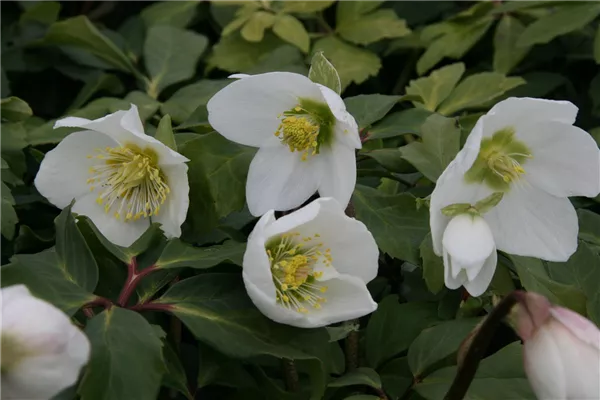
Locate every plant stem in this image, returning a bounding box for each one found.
[128,301,174,313]
[316,13,334,34]
[282,358,299,392]
[83,296,113,310]
[117,257,157,306]
[443,291,524,400]
[344,323,359,371]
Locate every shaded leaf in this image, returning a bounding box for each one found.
[344,94,400,130]
[155,240,245,270]
[420,233,444,294]
[161,80,229,123]
[1,181,17,239]
[368,108,434,141]
[140,1,198,28]
[329,368,382,389]
[209,32,285,73]
[1,96,33,121]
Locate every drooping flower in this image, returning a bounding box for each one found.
[243,197,378,328]
[207,72,361,217]
[515,291,600,400]
[34,105,189,247]
[431,97,600,294]
[1,285,91,400]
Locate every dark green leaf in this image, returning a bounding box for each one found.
[20,1,61,25]
[368,108,434,141]
[140,1,198,28]
[420,233,444,294]
[155,239,245,270]
[578,209,600,249]
[1,181,17,239]
[68,73,124,111]
[344,94,400,130]
[161,80,229,123]
[209,32,285,73]
[594,26,600,64]
[329,368,382,389]
[361,148,413,174]
[155,115,177,151]
[379,357,413,400]
[163,343,193,400]
[1,97,33,121]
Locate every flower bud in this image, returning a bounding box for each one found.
[1,285,91,399]
[516,291,600,399]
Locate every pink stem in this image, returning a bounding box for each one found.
[117,258,157,306]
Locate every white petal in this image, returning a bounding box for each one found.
[549,307,600,351]
[228,73,250,79]
[443,249,467,290]
[516,121,600,198]
[207,72,325,147]
[246,145,321,216]
[317,84,361,149]
[152,163,189,239]
[442,214,495,266]
[524,325,567,399]
[1,284,32,305]
[462,249,497,297]
[317,142,357,211]
[483,97,578,138]
[72,193,150,247]
[34,130,118,209]
[484,183,578,261]
[302,274,377,328]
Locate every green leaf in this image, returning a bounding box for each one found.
[437,73,525,115]
[415,342,535,400]
[420,233,444,294]
[155,239,245,269]
[55,204,99,293]
[517,4,600,47]
[493,15,530,74]
[20,1,61,25]
[161,80,229,123]
[510,254,587,315]
[337,9,410,45]
[361,148,413,174]
[547,241,600,324]
[578,209,600,249]
[344,94,400,130]
[280,1,334,13]
[308,51,342,95]
[368,108,434,141]
[140,1,198,28]
[209,32,285,73]
[1,250,95,315]
[400,114,461,182]
[144,26,208,96]
[408,317,481,377]
[336,1,385,25]
[353,185,429,264]
[329,368,382,389]
[379,357,413,400]
[45,16,138,75]
[244,44,308,75]
[78,308,165,400]
[68,73,124,111]
[312,36,381,90]
[179,133,256,236]
[1,181,17,239]
[365,295,439,369]
[241,11,276,42]
[406,63,465,111]
[1,97,32,121]
[155,115,177,150]
[594,26,600,64]
[162,343,193,400]
[272,14,310,53]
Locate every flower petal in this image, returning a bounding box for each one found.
[151,163,189,239]
[462,249,497,297]
[207,72,325,147]
[516,121,600,198]
[442,214,495,267]
[246,145,321,216]
[317,84,361,149]
[443,249,467,290]
[484,183,578,261]
[550,307,600,351]
[72,192,150,247]
[524,325,567,399]
[317,142,357,211]
[34,130,119,209]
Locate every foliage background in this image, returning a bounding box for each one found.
[1,1,600,399]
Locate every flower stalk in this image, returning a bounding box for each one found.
[117,257,158,307]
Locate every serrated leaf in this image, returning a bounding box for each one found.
[140,1,198,28]
[44,16,138,75]
[1,181,17,239]
[338,9,410,45]
[517,4,600,47]
[312,36,381,89]
[1,96,32,121]
[437,73,525,115]
[344,94,400,129]
[144,26,208,96]
[272,14,310,53]
[365,296,439,369]
[406,63,465,111]
[155,240,245,269]
[78,308,165,400]
[493,15,530,74]
[400,114,461,182]
[420,233,444,294]
[154,114,177,150]
[329,368,382,389]
[353,185,429,264]
[308,51,341,94]
[161,80,229,123]
[241,11,276,42]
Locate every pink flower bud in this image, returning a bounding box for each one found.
[516,292,600,399]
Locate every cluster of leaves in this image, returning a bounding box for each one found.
[1,1,600,400]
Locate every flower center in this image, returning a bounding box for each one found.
[464,127,532,191]
[1,333,29,373]
[86,144,170,221]
[266,232,333,313]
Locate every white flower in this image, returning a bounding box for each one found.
[243,197,378,328]
[516,291,600,400]
[431,97,600,292]
[1,285,91,400]
[442,213,497,297]
[207,72,361,217]
[34,105,189,247]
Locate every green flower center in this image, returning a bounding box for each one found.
[464,127,532,191]
[266,232,332,313]
[274,98,335,161]
[1,334,29,373]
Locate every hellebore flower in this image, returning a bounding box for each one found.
[431,97,600,294]
[516,291,600,400]
[34,105,189,247]
[207,72,360,217]
[1,285,91,400]
[242,197,378,328]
